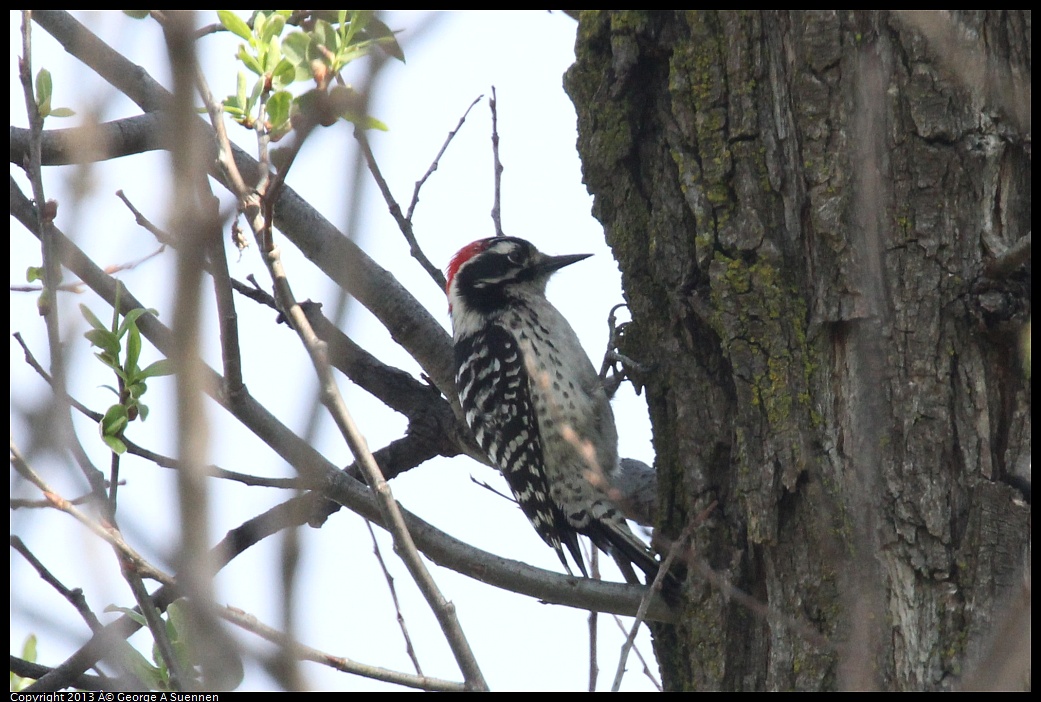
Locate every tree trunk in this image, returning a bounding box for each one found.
[566,10,1030,691]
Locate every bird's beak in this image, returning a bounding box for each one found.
[537,252,593,275]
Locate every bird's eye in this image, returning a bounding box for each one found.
[506,249,524,265]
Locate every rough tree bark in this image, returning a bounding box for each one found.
[565,10,1030,691]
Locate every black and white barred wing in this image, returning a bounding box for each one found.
[454,324,585,575]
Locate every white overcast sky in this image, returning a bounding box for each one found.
[10,11,659,691]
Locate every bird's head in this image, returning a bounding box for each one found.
[446,237,591,317]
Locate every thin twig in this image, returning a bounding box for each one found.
[10,329,107,498]
[489,86,504,237]
[356,130,447,290]
[10,536,104,632]
[121,435,312,490]
[221,605,464,691]
[366,520,424,676]
[124,567,190,691]
[12,243,167,293]
[10,438,176,588]
[610,614,662,690]
[11,657,120,692]
[116,189,174,244]
[121,183,244,395]
[13,332,102,421]
[216,56,488,684]
[469,474,515,503]
[107,450,120,520]
[407,95,483,221]
[11,281,87,293]
[203,184,245,398]
[588,547,600,692]
[192,52,249,199]
[11,492,95,509]
[232,276,279,309]
[611,505,705,692]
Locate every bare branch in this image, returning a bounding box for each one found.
[407,95,483,221]
[192,61,249,199]
[10,114,166,166]
[10,536,104,632]
[366,520,425,676]
[220,604,464,691]
[489,85,504,237]
[10,657,123,693]
[356,129,448,291]
[611,516,698,691]
[10,438,176,588]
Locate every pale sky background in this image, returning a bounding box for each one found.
[10,11,659,691]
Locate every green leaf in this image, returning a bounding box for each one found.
[85,329,121,359]
[334,44,367,68]
[260,12,285,45]
[270,58,296,90]
[116,308,150,339]
[47,107,76,118]
[102,434,127,454]
[266,90,292,131]
[248,77,265,113]
[125,322,142,372]
[344,10,373,47]
[166,600,190,650]
[365,17,405,63]
[237,45,263,76]
[344,112,389,132]
[79,303,108,332]
[252,11,267,41]
[101,404,129,437]
[236,70,248,106]
[266,39,283,71]
[126,383,146,405]
[93,353,121,375]
[115,639,165,690]
[21,634,37,663]
[35,68,53,108]
[268,121,292,143]
[123,11,151,19]
[106,605,147,626]
[312,20,338,59]
[280,30,308,63]
[26,266,43,283]
[217,11,253,43]
[138,359,175,379]
[37,288,53,315]
[10,634,39,691]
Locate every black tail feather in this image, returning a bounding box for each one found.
[587,521,685,605]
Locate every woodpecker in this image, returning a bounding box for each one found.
[446,236,662,587]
